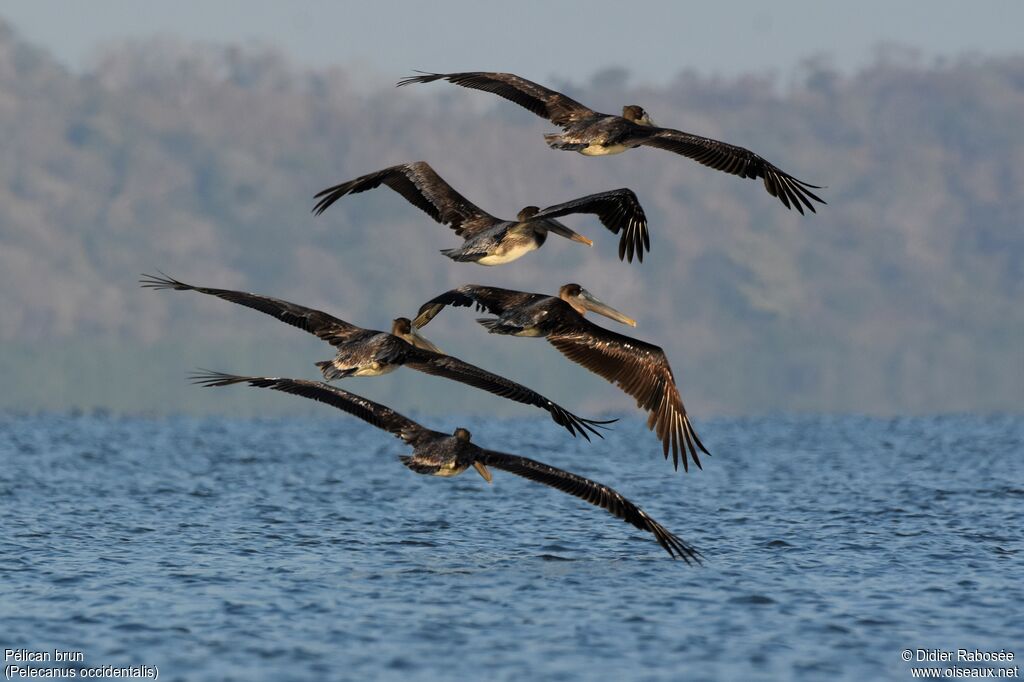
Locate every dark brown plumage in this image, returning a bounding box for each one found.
[140,273,611,440]
[413,284,709,472]
[313,161,650,263]
[193,371,700,561]
[399,71,825,214]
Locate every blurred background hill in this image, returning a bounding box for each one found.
[0,19,1020,417]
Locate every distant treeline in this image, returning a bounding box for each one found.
[1,21,1021,416]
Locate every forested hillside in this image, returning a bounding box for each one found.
[1,21,1020,416]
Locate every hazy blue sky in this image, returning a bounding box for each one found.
[4,1,1022,83]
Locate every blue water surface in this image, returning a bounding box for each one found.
[2,413,1022,681]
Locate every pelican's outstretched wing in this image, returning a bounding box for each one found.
[191,371,433,444]
[479,449,700,562]
[545,320,709,472]
[144,274,607,440]
[398,71,595,127]
[401,348,614,441]
[625,127,825,214]
[413,284,547,329]
[140,273,365,346]
[313,161,502,238]
[532,188,650,263]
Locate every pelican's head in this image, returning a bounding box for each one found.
[392,317,413,336]
[517,206,541,221]
[453,427,491,482]
[622,105,655,126]
[558,283,637,327]
[392,317,445,354]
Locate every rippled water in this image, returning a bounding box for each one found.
[2,413,1022,681]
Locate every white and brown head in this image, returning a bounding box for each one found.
[622,105,654,126]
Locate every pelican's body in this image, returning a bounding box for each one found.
[313,161,650,263]
[140,273,609,440]
[440,211,558,265]
[193,371,699,561]
[541,105,659,157]
[464,231,539,266]
[324,318,439,377]
[399,72,825,214]
[308,328,396,378]
[414,283,709,472]
[577,142,631,157]
[398,427,489,480]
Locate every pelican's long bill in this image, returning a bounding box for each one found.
[577,288,637,327]
[546,220,593,247]
[406,326,444,354]
[472,461,493,483]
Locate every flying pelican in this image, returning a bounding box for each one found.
[192,370,699,561]
[313,161,650,263]
[414,283,709,472]
[140,273,610,439]
[398,71,825,214]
